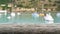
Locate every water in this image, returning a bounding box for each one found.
[0,12,60,24]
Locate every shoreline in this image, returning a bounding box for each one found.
[0,23,60,34]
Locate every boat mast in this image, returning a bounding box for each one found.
[41,1,44,13]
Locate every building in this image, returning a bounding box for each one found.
[12,0,57,11]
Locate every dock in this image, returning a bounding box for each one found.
[0,23,60,34]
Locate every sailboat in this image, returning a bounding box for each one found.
[40,3,54,23]
[11,12,15,17]
[44,13,54,24]
[32,12,39,18]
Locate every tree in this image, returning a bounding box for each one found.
[55,0,60,11]
[0,0,12,4]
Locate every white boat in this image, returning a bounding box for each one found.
[32,12,39,18]
[7,16,11,19]
[56,13,60,17]
[0,10,7,15]
[44,13,54,24]
[0,10,7,12]
[11,12,15,17]
[17,13,21,15]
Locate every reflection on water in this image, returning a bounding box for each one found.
[0,12,60,24]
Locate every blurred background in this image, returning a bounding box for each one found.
[0,0,60,24]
